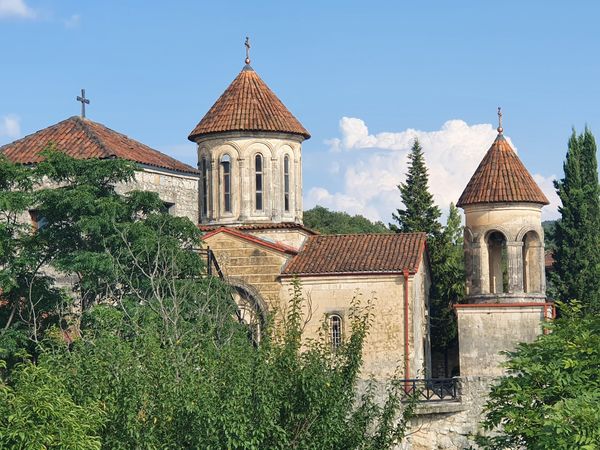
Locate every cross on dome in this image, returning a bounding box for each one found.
[76,89,90,118]
[497,106,503,134]
[245,36,251,65]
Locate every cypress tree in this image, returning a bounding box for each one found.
[428,204,465,374]
[390,138,441,236]
[391,139,465,374]
[551,127,600,314]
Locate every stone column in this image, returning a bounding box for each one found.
[468,242,483,295]
[507,242,524,293]
[210,157,218,223]
[271,156,279,221]
[238,158,248,221]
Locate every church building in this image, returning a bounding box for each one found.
[0,46,551,393]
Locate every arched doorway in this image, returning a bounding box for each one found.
[229,282,267,344]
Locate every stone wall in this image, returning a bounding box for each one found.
[280,271,429,380]
[404,376,496,449]
[202,231,292,311]
[116,167,199,223]
[456,303,550,377]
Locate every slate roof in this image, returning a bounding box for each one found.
[1,116,199,175]
[457,133,549,207]
[188,65,310,141]
[282,232,427,276]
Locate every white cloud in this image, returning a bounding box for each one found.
[63,13,81,29]
[0,0,35,19]
[307,117,560,223]
[0,114,21,140]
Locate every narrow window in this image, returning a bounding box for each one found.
[284,155,290,212]
[29,210,48,230]
[255,154,263,211]
[221,154,231,213]
[201,157,208,217]
[163,201,175,214]
[329,314,342,349]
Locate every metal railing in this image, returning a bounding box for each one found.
[401,378,459,402]
[198,247,224,279]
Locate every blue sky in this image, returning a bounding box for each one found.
[2,0,600,221]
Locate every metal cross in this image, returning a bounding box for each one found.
[497,106,503,133]
[76,89,90,118]
[245,36,251,65]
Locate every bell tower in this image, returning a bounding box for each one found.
[455,110,553,376]
[188,39,310,226]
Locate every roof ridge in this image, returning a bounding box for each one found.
[311,231,423,238]
[73,117,114,158]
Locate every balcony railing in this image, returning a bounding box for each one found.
[401,378,459,402]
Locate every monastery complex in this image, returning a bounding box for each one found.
[0,48,554,448]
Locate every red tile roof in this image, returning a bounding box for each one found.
[1,116,199,175]
[201,227,298,255]
[198,222,318,235]
[282,233,427,276]
[457,133,549,207]
[188,65,310,141]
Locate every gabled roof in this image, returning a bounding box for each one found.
[201,226,298,255]
[282,232,427,276]
[198,222,318,235]
[188,65,310,141]
[457,133,549,207]
[1,116,199,175]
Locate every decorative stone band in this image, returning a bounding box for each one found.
[455,301,556,323]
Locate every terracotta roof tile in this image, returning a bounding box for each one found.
[282,233,426,276]
[198,222,318,235]
[188,65,310,141]
[457,133,549,207]
[1,116,199,175]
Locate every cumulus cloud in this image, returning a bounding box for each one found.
[0,0,35,19]
[0,114,21,140]
[306,117,560,223]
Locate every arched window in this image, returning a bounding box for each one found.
[201,157,208,217]
[255,154,263,211]
[522,231,542,293]
[221,154,231,213]
[283,155,290,212]
[487,231,508,294]
[329,314,342,349]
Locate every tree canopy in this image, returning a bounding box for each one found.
[304,205,389,234]
[390,138,441,237]
[0,152,414,449]
[550,127,600,314]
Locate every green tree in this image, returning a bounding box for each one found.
[304,205,390,234]
[0,152,415,449]
[390,139,441,236]
[0,359,104,449]
[473,303,600,449]
[551,128,600,313]
[390,140,464,368]
[428,203,464,371]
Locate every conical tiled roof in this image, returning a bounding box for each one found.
[1,116,199,175]
[457,133,549,207]
[188,65,310,141]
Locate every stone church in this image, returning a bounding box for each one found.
[1,47,554,448]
